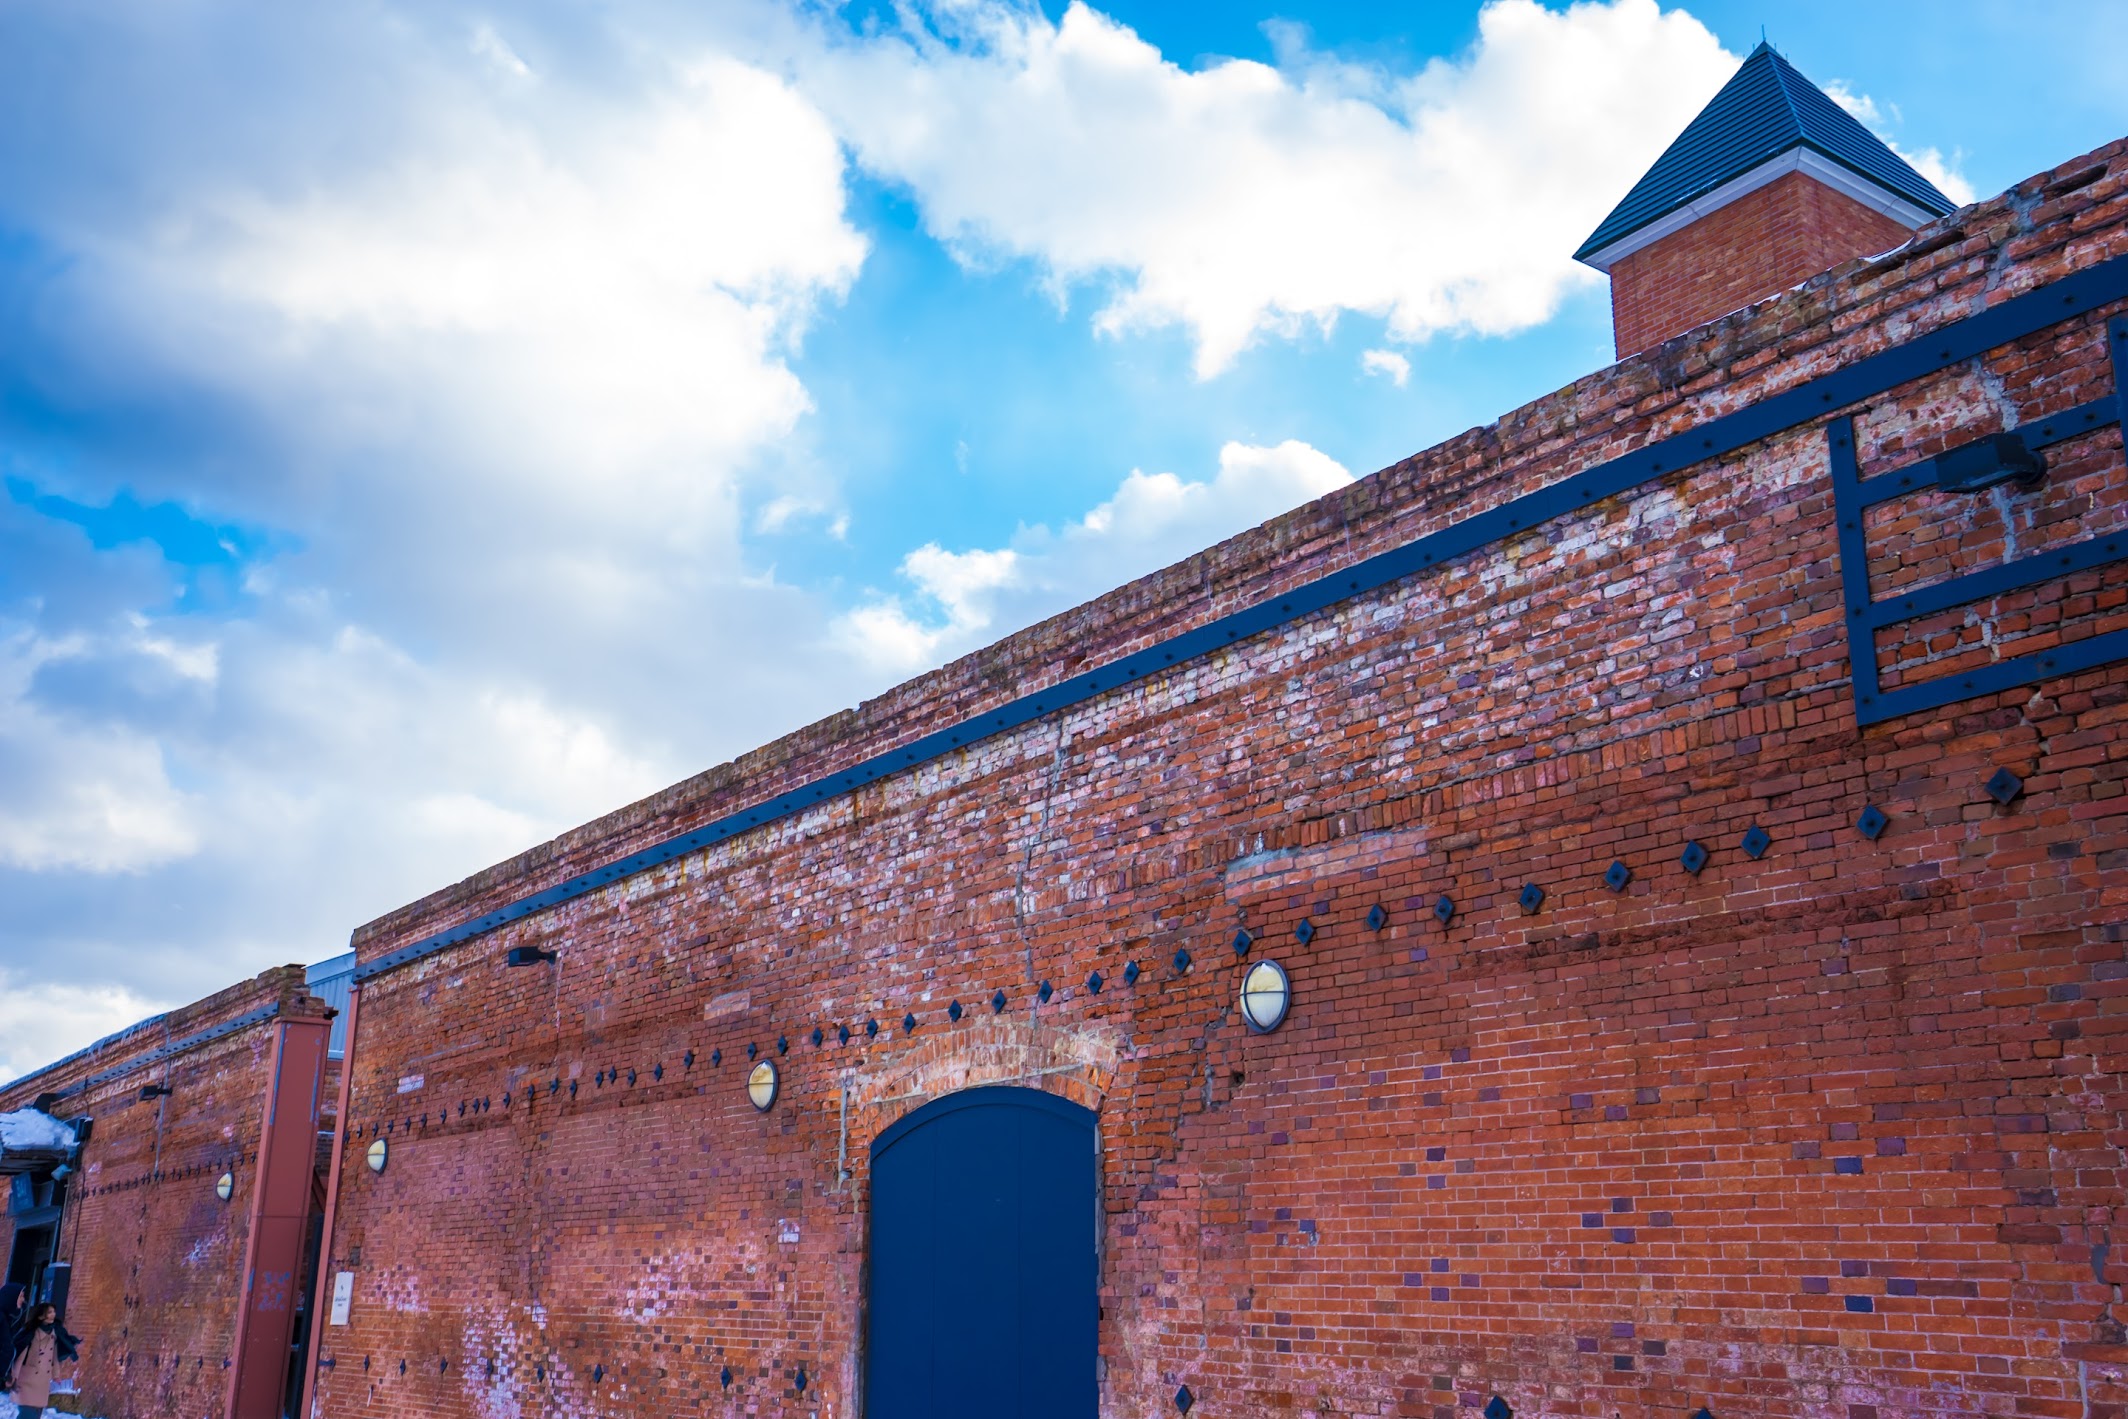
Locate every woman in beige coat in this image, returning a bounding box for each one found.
[9,1303,79,1419]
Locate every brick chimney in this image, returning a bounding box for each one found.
[1576,43,1957,359]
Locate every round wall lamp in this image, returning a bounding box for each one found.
[215,1171,234,1201]
[366,1137,389,1174]
[1239,960,1291,1034]
[747,1060,780,1112]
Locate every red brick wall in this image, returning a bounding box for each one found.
[1608,170,1918,358]
[0,968,327,1419]
[306,139,2128,1419]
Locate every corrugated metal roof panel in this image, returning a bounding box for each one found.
[307,952,356,1058]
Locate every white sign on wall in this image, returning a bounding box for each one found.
[329,1271,354,1326]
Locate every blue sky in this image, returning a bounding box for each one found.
[1,0,2123,1078]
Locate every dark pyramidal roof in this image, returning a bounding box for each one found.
[1575,43,1957,263]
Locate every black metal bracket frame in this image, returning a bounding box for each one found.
[1830,315,2128,725]
[48,1003,281,1102]
[353,254,2128,985]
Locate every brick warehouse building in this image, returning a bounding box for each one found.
[0,967,338,1418]
[8,45,2128,1419]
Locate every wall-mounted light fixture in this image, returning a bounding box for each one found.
[1934,430,2045,493]
[505,946,557,967]
[140,1084,173,1102]
[1239,960,1291,1034]
[747,1060,779,1112]
[216,1171,234,1202]
[366,1138,389,1174]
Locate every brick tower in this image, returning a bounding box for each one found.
[1577,43,1958,358]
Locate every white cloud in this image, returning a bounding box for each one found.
[0,628,199,872]
[840,439,1353,671]
[471,23,534,81]
[1361,348,1411,385]
[172,54,865,504]
[801,0,1738,374]
[1825,79,1977,207]
[0,714,196,873]
[0,972,167,1084]
[0,15,879,1015]
[755,492,849,538]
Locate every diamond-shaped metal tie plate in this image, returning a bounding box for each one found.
[1366,903,1387,931]
[1038,980,1053,1003]
[1515,882,1544,913]
[626,1068,636,1086]
[1232,928,1254,957]
[948,1000,963,1022]
[865,1018,879,1037]
[1680,840,1708,875]
[794,1366,807,1393]
[1857,804,1888,840]
[902,1012,917,1034]
[778,1036,788,1055]
[720,1366,732,1389]
[1433,895,1455,926]
[592,1365,603,1383]
[747,1042,758,1060]
[710,1050,721,1068]
[1173,947,1192,973]
[1691,1409,1716,1419]
[811,1027,824,1047]
[1175,1385,1194,1414]
[651,1064,662,1082]
[1123,960,1141,986]
[838,1025,851,1045]
[1484,1398,1513,1419]
[1604,860,1631,892]
[1986,767,2025,805]
[1741,824,1771,859]
[992,989,1007,1013]
[682,1052,694,1069]
[1295,918,1315,944]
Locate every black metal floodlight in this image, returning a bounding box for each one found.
[1933,431,2046,493]
[505,945,557,967]
[140,1084,173,1101]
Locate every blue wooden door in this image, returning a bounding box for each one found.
[866,1086,1097,1419]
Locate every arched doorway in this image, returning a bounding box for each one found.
[865,1086,1098,1419]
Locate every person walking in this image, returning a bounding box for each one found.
[9,1303,79,1419]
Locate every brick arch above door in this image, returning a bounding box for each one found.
[839,1017,1119,1171]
